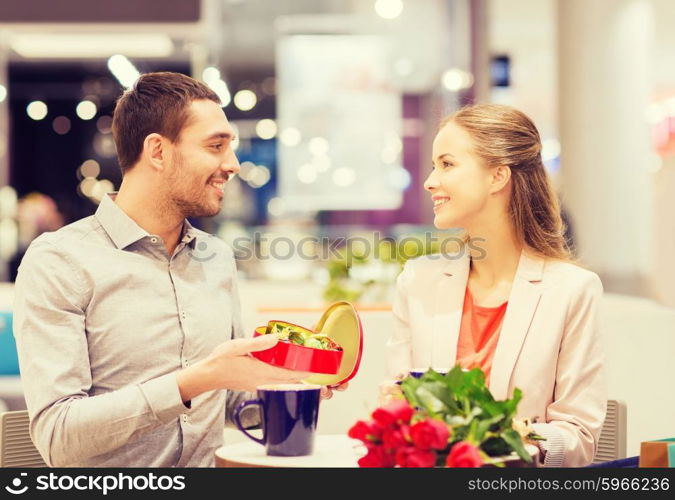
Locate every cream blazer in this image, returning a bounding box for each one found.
[386,250,607,467]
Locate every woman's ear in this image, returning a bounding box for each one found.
[142,133,167,172]
[490,165,511,194]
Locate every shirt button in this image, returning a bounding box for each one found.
[181,414,188,423]
[183,359,190,367]
[150,237,158,243]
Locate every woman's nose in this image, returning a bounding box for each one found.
[423,170,438,192]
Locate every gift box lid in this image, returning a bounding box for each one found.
[304,301,363,387]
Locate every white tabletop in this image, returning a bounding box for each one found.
[215,434,366,468]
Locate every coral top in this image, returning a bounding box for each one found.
[456,287,508,384]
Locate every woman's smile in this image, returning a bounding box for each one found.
[432,196,451,212]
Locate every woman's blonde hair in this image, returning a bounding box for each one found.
[440,104,572,261]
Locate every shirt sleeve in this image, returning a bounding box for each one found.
[385,260,413,378]
[531,272,607,467]
[13,240,188,467]
[223,253,258,428]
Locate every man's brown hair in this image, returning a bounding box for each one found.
[112,72,220,174]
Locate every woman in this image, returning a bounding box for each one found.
[385,104,606,467]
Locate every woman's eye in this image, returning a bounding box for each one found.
[430,161,453,171]
[211,144,223,151]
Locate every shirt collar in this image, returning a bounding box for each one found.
[443,248,545,283]
[95,193,198,250]
[180,219,199,249]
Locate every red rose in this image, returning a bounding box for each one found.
[372,401,414,427]
[446,441,483,468]
[395,446,437,468]
[382,425,409,450]
[400,423,413,443]
[348,420,383,443]
[410,419,450,450]
[358,444,396,468]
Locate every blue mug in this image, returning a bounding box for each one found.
[409,369,427,379]
[234,384,321,456]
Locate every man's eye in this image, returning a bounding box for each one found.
[443,161,454,168]
[211,144,223,151]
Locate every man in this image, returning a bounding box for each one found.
[12,72,328,467]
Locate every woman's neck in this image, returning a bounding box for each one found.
[466,219,523,288]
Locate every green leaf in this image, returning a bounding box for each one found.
[443,366,466,393]
[469,406,483,418]
[503,388,522,417]
[420,369,447,383]
[416,386,448,415]
[479,399,504,418]
[419,380,459,414]
[400,378,422,408]
[467,416,480,442]
[502,429,533,463]
[447,415,468,427]
[526,432,547,441]
[474,414,505,442]
[480,448,506,468]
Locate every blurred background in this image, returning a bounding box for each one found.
[0,0,674,300]
[0,0,674,455]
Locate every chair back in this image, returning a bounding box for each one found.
[593,399,627,463]
[0,410,46,467]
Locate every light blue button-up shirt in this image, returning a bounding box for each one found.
[13,193,251,467]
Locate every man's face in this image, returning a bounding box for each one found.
[165,99,240,218]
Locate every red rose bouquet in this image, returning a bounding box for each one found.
[348,366,544,467]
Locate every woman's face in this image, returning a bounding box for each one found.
[424,121,495,230]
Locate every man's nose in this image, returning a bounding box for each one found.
[222,149,241,175]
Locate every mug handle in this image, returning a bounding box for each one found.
[233,399,266,445]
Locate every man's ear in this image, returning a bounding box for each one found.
[142,133,167,172]
[490,165,511,195]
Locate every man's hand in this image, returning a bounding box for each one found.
[305,323,349,401]
[320,382,349,401]
[177,335,311,402]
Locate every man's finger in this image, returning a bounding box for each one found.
[320,386,333,400]
[327,381,349,391]
[228,335,278,356]
[263,365,313,381]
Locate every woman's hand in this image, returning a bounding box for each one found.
[377,379,404,406]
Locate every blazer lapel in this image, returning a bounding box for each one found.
[431,253,470,371]
[489,252,544,400]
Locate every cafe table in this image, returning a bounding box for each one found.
[215,435,542,468]
[215,434,366,468]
